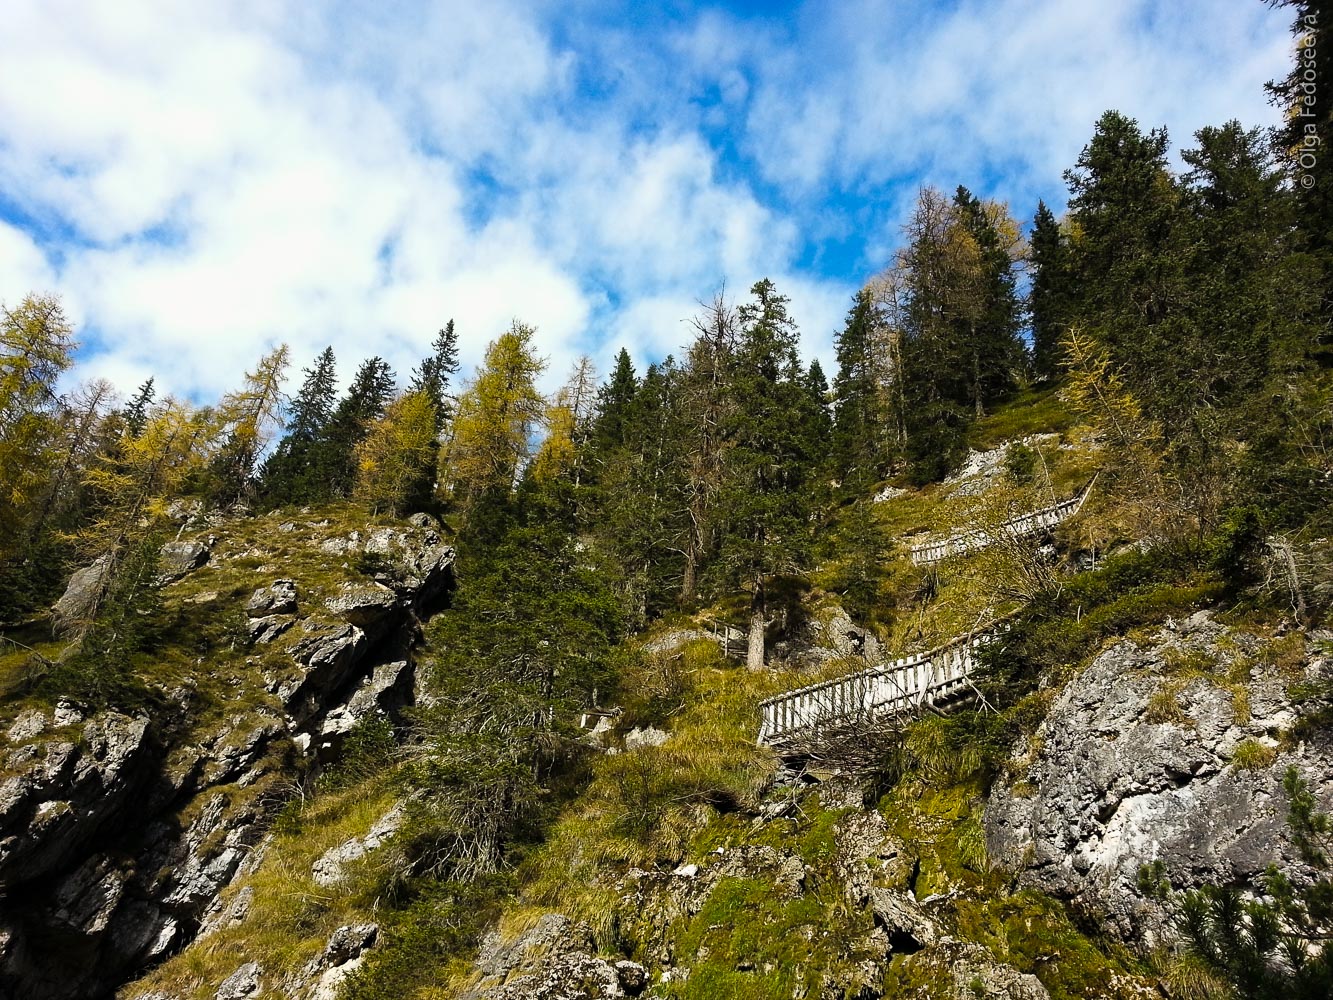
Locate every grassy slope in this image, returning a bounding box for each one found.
[127,392,1200,999]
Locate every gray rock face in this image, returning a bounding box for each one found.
[0,712,153,888]
[246,580,297,617]
[311,805,404,887]
[158,539,211,583]
[0,515,455,1000]
[467,914,647,1000]
[324,582,400,628]
[985,613,1333,944]
[51,555,113,632]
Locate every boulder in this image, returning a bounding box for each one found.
[158,540,210,583]
[324,582,400,629]
[245,580,297,617]
[51,556,113,632]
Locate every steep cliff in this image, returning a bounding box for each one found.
[0,508,453,1000]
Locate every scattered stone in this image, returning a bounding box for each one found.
[245,580,297,617]
[624,726,669,751]
[215,960,261,1000]
[158,539,211,583]
[6,710,47,742]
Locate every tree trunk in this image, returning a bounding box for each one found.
[746,586,766,672]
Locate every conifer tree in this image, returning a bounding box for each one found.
[443,322,545,510]
[831,289,896,490]
[409,320,460,431]
[320,356,396,499]
[257,347,337,508]
[353,390,439,515]
[591,348,638,457]
[675,293,738,602]
[1029,201,1072,380]
[208,345,290,506]
[0,294,75,558]
[1064,111,1191,423]
[718,279,812,669]
[122,378,156,440]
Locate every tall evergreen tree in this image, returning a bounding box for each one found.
[831,289,895,490]
[1064,111,1193,421]
[952,185,1024,414]
[409,320,461,431]
[321,356,396,500]
[591,348,638,457]
[122,378,156,440]
[718,279,813,669]
[1029,201,1072,381]
[257,347,338,508]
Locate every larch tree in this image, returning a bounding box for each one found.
[353,390,440,516]
[0,294,75,560]
[443,322,546,510]
[208,345,290,506]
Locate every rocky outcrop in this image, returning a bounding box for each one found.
[0,711,153,888]
[0,512,455,1000]
[465,914,648,999]
[986,612,1333,944]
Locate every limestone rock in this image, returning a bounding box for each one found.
[985,615,1333,944]
[51,555,113,632]
[312,805,404,886]
[216,961,261,1000]
[0,712,153,888]
[245,580,297,617]
[324,582,400,628]
[158,539,210,583]
[624,726,669,750]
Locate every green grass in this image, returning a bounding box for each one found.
[968,388,1078,451]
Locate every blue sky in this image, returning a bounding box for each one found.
[0,0,1294,401]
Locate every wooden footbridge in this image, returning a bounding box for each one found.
[757,619,1009,748]
[908,474,1097,566]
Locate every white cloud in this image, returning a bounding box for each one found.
[0,0,1298,409]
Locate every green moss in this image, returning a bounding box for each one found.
[952,891,1149,1000]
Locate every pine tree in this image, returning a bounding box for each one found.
[831,289,896,490]
[952,186,1024,415]
[320,357,396,500]
[409,320,460,431]
[122,378,156,440]
[1064,111,1192,423]
[591,348,638,457]
[1029,201,1072,381]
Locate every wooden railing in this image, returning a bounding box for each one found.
[909,474,1098,566]
[757,619,1009,747]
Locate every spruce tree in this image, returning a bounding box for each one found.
[257,347,337,508]
[718,278,812,669]
[1029,201,1072,381]
[409,320,460,431]
[831,289,895,490]
[320,357,396,500]
[122,378,156,440]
